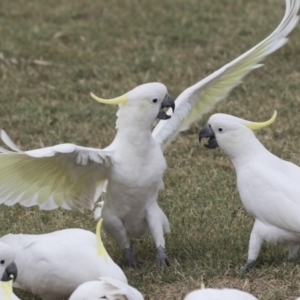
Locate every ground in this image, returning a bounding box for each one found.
[1,0,300,299]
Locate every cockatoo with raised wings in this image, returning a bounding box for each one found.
[0,0,299,267]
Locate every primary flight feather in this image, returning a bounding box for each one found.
[0,0,299,266]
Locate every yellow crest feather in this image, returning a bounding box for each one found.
[246,110,277,130]
[1,279,13,299]
[96,218,108,258]
[90,92,128,105]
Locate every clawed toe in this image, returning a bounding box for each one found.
[125,247,137,268]
[241,259,256,271]
[157,246,170,267]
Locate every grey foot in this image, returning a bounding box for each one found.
[157,245,170,267]
[241,259,256,271]
[125,246,137,268]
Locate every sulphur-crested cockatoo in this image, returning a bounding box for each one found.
[0,242,17,282]
[198,111,300,269]
[69,277,144,300]
[0,0,299,267]
[0,220,127,300]
[184,288,258,300]
[0,279,21,300]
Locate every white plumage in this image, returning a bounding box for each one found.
[184,288,258,300]
[0,0,299,266]
[199,111,300,269]
[69,277,144,300]
[0,220,127,300]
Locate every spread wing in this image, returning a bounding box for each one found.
[152,0,300,149]
[0,130,113,211]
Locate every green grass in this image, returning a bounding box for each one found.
[1,0,300,299]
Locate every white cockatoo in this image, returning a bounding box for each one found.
[184,288,258,300]
[69,277,144,300]
[0,279,21,300]
[198,111,300,269]
[0,242,17,283]
[0,0,299,267]
[0,219,127,300]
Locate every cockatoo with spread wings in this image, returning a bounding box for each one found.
[0,0,299,267]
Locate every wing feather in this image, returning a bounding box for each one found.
[0,131,112,211]
[152,0,300,148]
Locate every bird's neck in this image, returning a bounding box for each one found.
[222,135,268,169]
[115,105,155,132]
[114,122,154,150]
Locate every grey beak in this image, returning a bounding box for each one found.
[1,262,18,281]
[199,124,219,149]
[157,94,175,120]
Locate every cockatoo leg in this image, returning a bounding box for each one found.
[242,219,263,270]
[157,245,170,266]
[102,214,130,245]
[102,213,138,267]
[125,245,137,268]
[286,244,299,261]
[146,203,170,266]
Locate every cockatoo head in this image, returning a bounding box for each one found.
[198,111,277,157]
[91,82,175,129]
[0,242,17,282]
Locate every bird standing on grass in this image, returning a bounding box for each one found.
[0,0,299,267]
[199,111,300,269]
[0,220,127,300]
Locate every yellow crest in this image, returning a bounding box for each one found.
[96,218,108,259]
[246,111,277,130]
[1,278,13,299]
[90,92,128,105]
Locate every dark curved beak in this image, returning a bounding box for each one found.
[199,124,219,149]
[157,94,175,120]
[1,262,18,281]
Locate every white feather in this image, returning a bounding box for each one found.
[69,278,144,300]
[184,288,258,300]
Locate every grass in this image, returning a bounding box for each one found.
[0,0,300,299]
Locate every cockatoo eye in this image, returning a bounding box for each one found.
[0,260,5,264]
[218,128,223,132]
[151,98,158,104]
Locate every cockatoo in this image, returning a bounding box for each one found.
[198,111,300,269]
[184,288,258,300]
[0,219,127,300]
[0,279,21,300]
[0,242,17,282]
[69,277,144,300]
[0,0,299,267]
